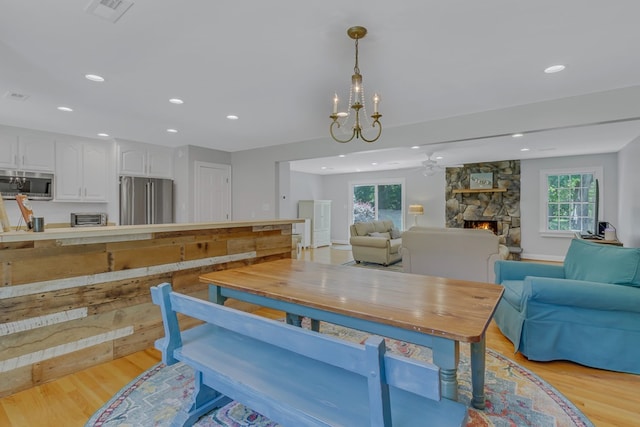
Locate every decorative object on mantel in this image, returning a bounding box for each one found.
[408,204,424,226]
[329,26,382,143]
[470,172,493,189]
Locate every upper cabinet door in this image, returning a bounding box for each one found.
[0,133,54,171]
[118,143,147,176]
[19,135,55,171]
[146,146,173,179]
[117,141,173,179]
[0,134,19,169]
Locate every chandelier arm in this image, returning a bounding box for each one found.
[359,118,382,143]
[330,120,357,143]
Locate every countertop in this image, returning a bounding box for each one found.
[0,219,303,243]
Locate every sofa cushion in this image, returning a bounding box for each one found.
[369,231,391,239]
[564,238,640,286]
[354,222,375,237]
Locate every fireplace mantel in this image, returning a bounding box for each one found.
[452,188,507,194]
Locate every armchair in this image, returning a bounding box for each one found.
[494,238,640,374]
[349,220,402,266]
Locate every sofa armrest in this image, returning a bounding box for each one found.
[524,276,640,313]
[349,236,389,248]
[494,260,564,283]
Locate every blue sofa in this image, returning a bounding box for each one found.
[493,238,640,374]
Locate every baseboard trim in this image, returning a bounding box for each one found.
[522,253,565,262]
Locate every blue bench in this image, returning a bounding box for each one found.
[151,283,468,427]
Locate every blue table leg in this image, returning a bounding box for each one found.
[310,319,320,332]
[286,313,302,326]
[431,337,459,402]
[470,335,486,409]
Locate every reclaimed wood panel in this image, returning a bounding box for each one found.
[0,222,294,397]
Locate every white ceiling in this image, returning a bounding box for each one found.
[2,1,640,173]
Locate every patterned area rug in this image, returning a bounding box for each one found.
[86,322,593,427]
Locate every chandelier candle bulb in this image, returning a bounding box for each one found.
[333,94,339,113]
[373,93,379,113]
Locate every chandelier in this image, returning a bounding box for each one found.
[330,26,382,143]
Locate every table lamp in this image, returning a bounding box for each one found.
[408,204,424,226]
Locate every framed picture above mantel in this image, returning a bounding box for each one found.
[470,172,493,189]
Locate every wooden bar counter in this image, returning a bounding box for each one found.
[0,220,299,397]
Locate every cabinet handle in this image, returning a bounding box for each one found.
[21,155,25,166]
[78,187,82,197]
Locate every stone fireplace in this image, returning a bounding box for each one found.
[445,160,521,252]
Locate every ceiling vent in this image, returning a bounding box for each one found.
[85,0,134,23]
[3,91,30,101]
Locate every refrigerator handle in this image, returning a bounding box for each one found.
[145,181,151,224]
[120,177,132,225]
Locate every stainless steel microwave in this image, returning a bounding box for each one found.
[0,170,53,200]
[70,212,108,227]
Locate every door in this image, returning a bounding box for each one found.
[194,162,231,222]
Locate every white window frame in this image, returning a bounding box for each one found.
[348,178,406,229]
[539,166,603,237]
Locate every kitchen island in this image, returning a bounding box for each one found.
[0,220,300,397]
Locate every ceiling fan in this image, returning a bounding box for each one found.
[414,151,463,176]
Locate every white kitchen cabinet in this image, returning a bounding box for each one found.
[0,133,54,171]
[55,141,109,202]
[298,200,332,248]
[117,141,173,178]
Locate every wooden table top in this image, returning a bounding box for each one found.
[199,259,504,343]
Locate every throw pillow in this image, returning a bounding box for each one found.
[390,228,402,239]
[564,238,640,286]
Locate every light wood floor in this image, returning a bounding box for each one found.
[0,246,638,426]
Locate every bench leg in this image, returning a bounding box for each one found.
[172,370,231,427]
[286,313,302,326]
[470,335,487,410]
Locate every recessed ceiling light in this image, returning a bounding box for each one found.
[512,133,524,138]
[411,146,420,149]
[544,65,565,74]
[321,166,327,170]
[520,148,530,152]
[57,106,73,112]
[97,133,109,137]
[166,128,178,133]
[435,156,443,160]
[371,162,378,166]
[338,154,346,158]
[85,74,105,82]
[169,98,184,104]
[226,115,239,120]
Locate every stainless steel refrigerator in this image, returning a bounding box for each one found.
[119,176,173,225]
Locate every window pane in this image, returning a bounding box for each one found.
[353,185,375,223]
[544,171,597,232]
[377,184,402,229]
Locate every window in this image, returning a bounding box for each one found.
[350,179,405,229]
[541,167,602,234]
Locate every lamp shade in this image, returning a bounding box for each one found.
[408,205,424,215]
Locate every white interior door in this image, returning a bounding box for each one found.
[194,161,231,222]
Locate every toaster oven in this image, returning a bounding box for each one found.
[70,212,108,227]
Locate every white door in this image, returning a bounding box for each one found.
[194,161,231,222]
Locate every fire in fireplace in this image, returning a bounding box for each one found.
[464,220,498,235]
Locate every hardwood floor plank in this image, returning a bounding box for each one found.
[0,245,638,426]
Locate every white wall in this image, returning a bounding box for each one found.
[617,137,640,247]
[174,145,231,223]
[520,153,619,260]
